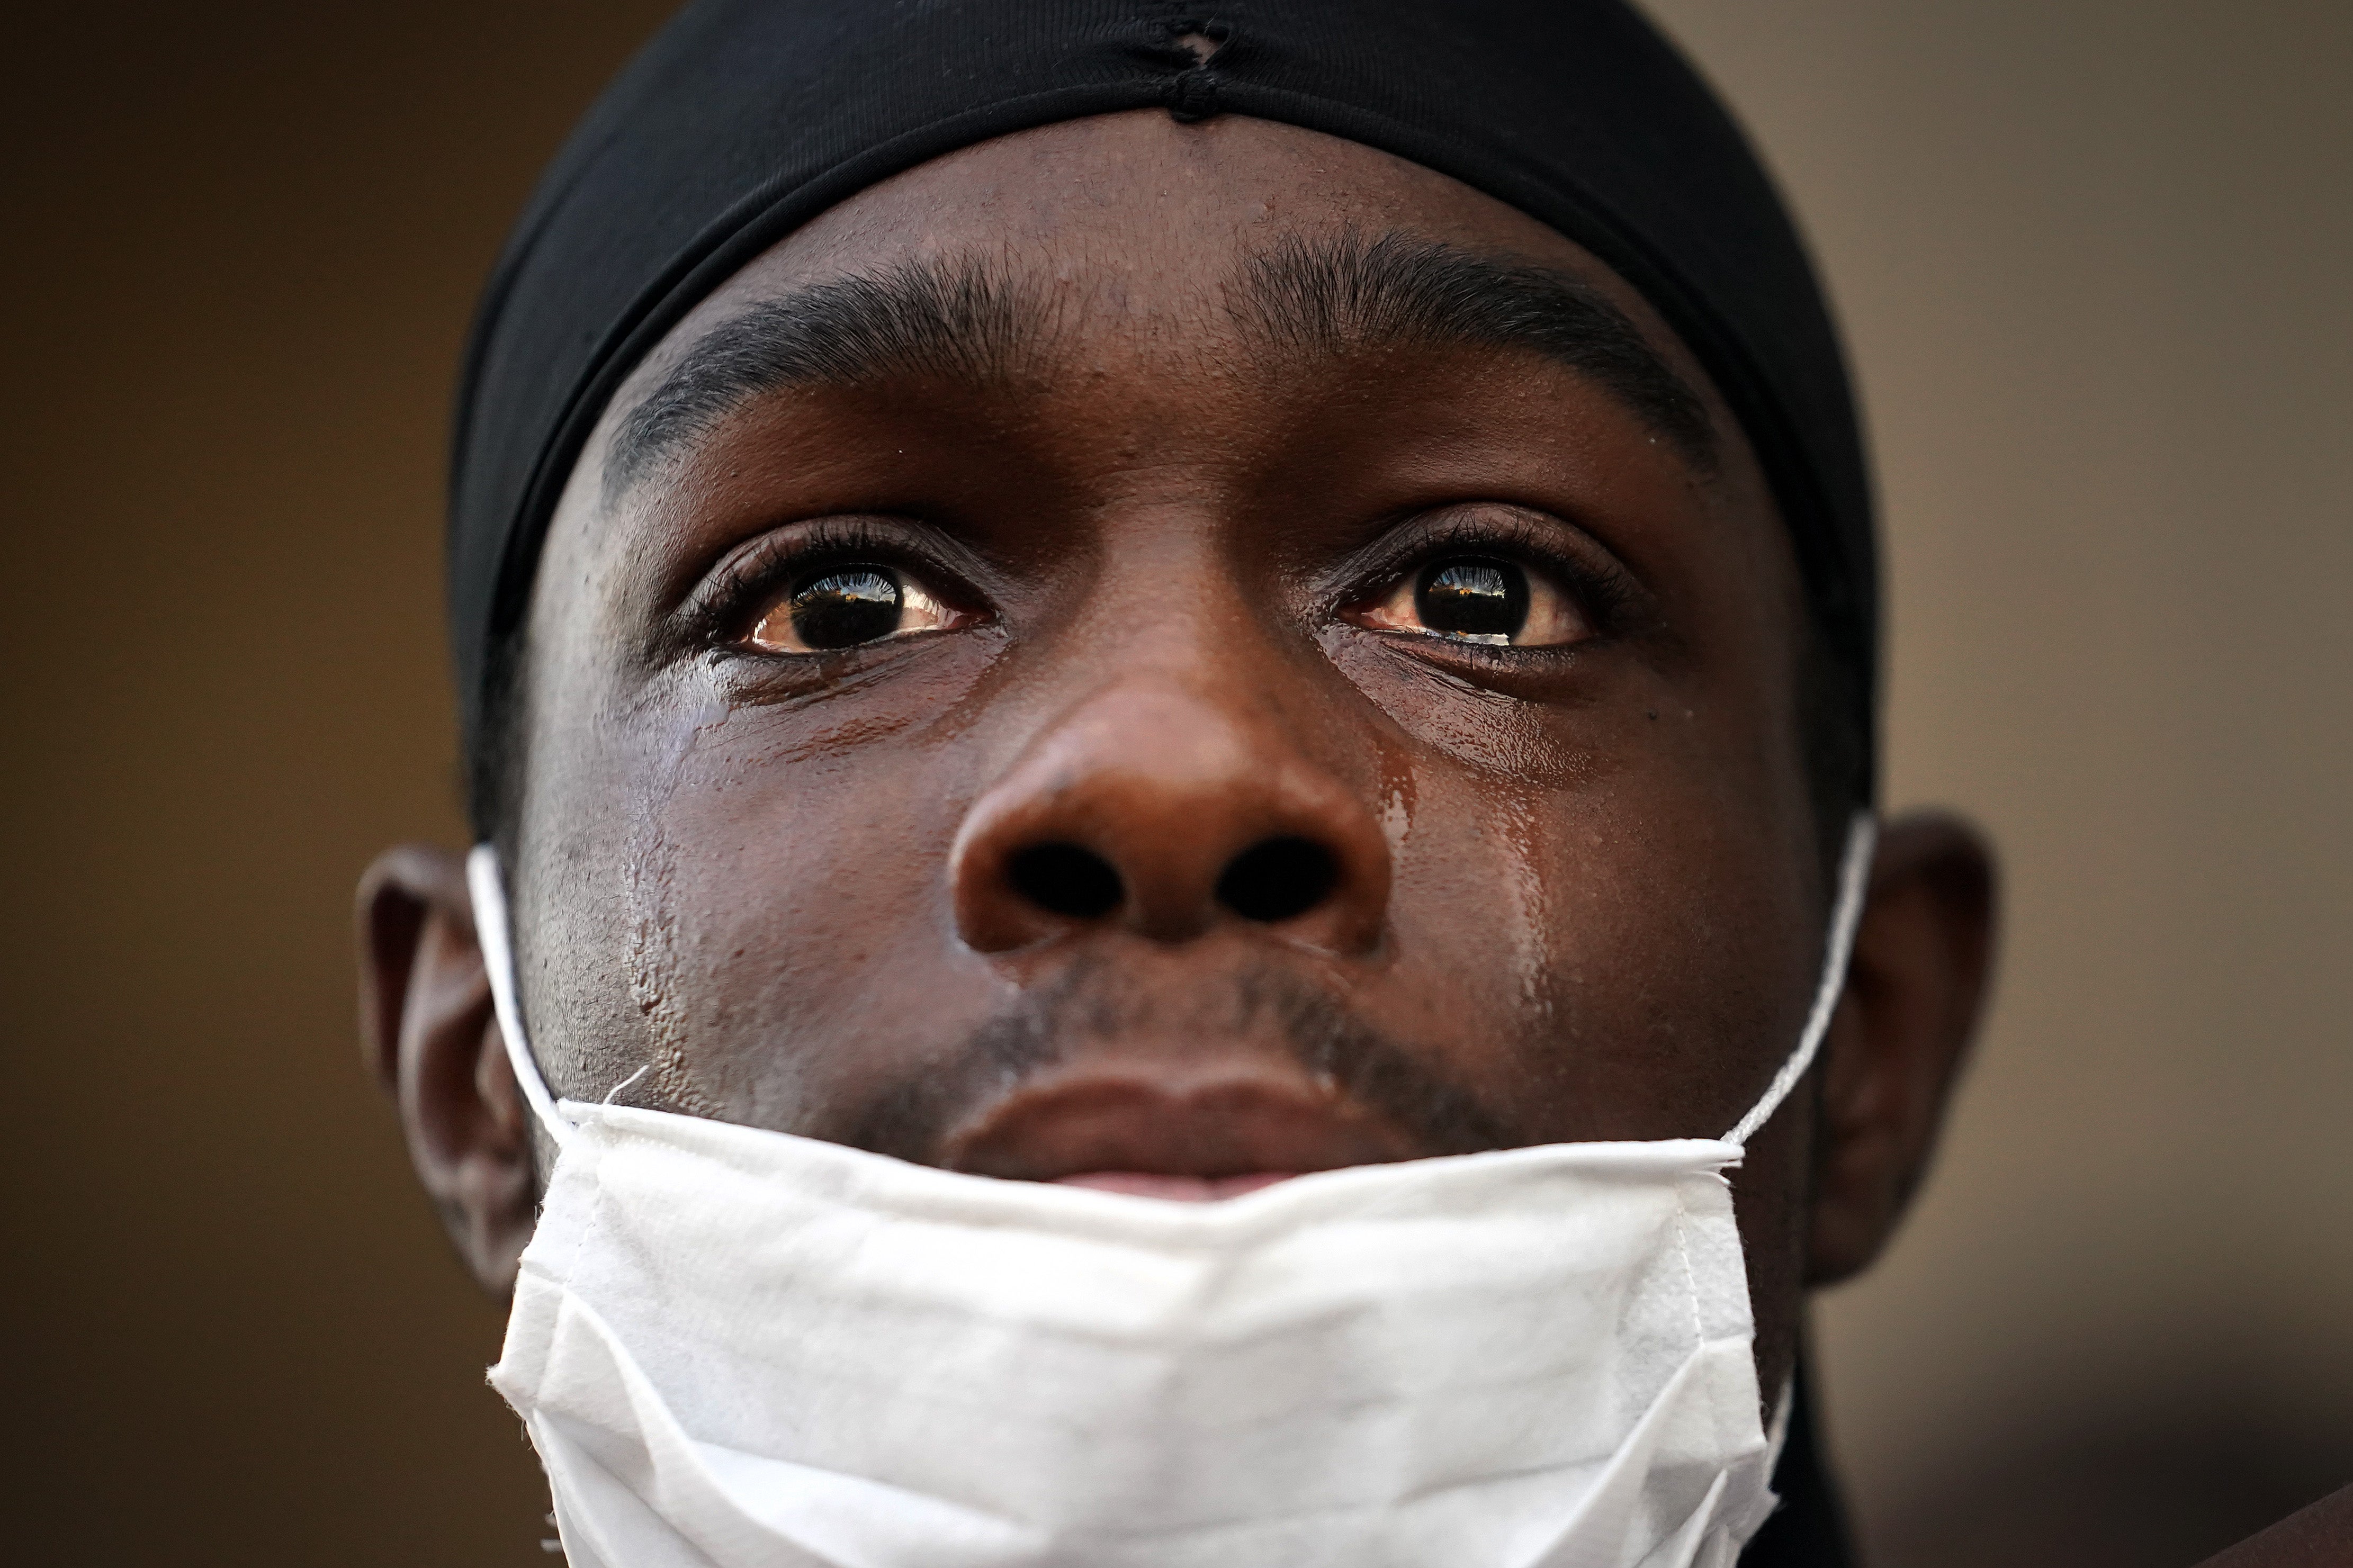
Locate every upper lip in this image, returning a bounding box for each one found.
[939,1067,1427,1183]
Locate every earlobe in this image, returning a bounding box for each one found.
[1804,811,1998,1285]
[355,844,538,1296]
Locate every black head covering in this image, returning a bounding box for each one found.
[450,0,1877,792]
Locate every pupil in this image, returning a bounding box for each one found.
[1414,558,1528,643]
[790,567,903,649]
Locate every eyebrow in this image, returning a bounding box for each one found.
[1231,230,1717,467]
[604,256,1049,498]
[604,231,1715,497]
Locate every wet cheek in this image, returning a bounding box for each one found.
[597,686,1010,1126]
[1376,745,1784,1141]
[1321,642,1607,791]
[1379,782,1556,1056]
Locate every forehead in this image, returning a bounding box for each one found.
[600,111,1731,437]
[526,106,1799,697]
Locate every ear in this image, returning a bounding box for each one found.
[1806,810,1998,1285]
[355,843,536,1296]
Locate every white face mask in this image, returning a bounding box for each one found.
[468,815,1874,1568]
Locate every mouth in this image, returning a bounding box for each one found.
[941,1068,1427,1200]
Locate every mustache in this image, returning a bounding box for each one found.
[843,957,1516,1166]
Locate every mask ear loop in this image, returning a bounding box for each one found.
[1721,812,1878,1147]
[465,843,577,1151]
[475,818,1873,1154]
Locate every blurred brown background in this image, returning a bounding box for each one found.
[4,2,2347,1562]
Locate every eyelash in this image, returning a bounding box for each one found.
[680,518,977,652]
[1336,508,1643,642]
[679,506,1642,660]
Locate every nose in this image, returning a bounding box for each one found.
[950,680,1390,955]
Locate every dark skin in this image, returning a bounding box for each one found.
[358,114,1999,1423]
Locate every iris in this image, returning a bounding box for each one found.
[1415,558,1529,644]
[791,568,904,648]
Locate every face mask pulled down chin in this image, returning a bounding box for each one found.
[466,815,1874,1568]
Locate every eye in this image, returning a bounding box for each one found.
[743,564,968,653]
[1350,555,1592,647]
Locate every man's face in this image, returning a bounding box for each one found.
[364,111,1994,1401]
[514,108,1826,1360]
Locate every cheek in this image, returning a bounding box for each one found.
[523,634,1021,1123]
[1357,671,1822,1142]
[652,731,967,1116]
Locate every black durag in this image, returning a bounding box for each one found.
[448,0,1878,799]
[447,6,1875,1557]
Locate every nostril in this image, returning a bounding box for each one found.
[1216,836,1341,924]
[1007,842,1124,921]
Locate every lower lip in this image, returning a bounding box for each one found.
[1052,1172,1298,1202]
